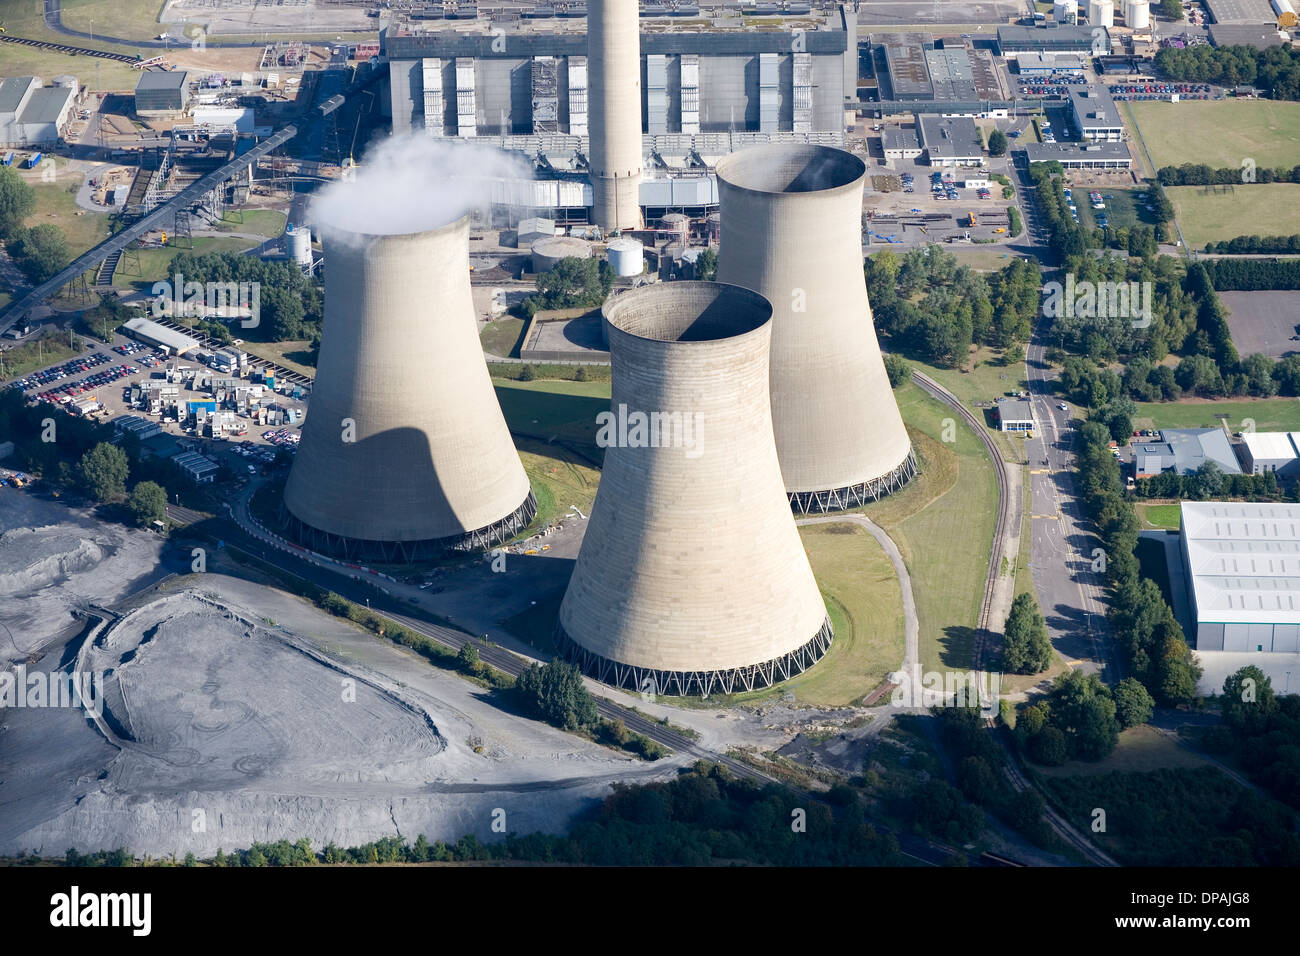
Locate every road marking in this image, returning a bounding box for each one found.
[1029,468,1051,474]
[1031,514,1058,520]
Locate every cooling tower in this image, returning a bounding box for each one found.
[588,0,643,232]
[715,144,916,513]
[556,282,833,697]
[282,215,536,561]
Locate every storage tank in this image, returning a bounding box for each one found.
[557,282,833,697]
[1273,0,1298,28]
[530,235,592,273]
[1088,0,1114,27]
[606,236,644,277]
[660,212,689,244]
[284,213,535,561]
[1054,0,1078,23]
[715,144,916,512]
[286,223,312,267]
[1128,0,1150,29]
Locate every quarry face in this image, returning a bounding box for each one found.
[0,493,678,858]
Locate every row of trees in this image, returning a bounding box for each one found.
[163,251,323,342]
[1060,351,1300,408]
[1075,418,1203,704]
[1154,43,1300,100]
[1205,235,1300,256]
[1134,461,1289,502]
[1157,163,1300,186]
[0,166,70,283]
[1016,670,1154,765]
[518,256,616,318]
[864,245,1042,367]
[1202,256,1300,289]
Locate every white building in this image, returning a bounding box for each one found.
[0,76,75,146]
[1238,432,1300,478]
[1180,501,1300,653]
[1068,86,1124,142]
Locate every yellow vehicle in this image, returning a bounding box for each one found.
[994,227,1006,234]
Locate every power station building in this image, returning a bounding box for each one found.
[283,215,536,560]
[556,282,833,696]
[382,10,855,139]
[715,144,916,513]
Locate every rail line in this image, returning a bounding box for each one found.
[0,33,141,62]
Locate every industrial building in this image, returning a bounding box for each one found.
[1203,0,1279,23]
[556,282,833,697]
[134,71,191,117]
[715,144,915,513]
[283,213,535,561]
[113,415,163,443]
[121,317,202,357]
[1207,23,1290,46]
[997,23,1112,56]
[882,126,922,161]
[1018,141,1133,168]
[0,76,75,147]
[917,115,985,166]
[1180,501,1300,653]
[384,11,854,139]
[172,450,219,484]
[996,397,1036,433]
[1068,86,1124,142]
[1016,52,1086,74]
[1238,432,1300,477]
[1132,428,1242,478]
[873,37,1005,114]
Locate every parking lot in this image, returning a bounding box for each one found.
[867,156,1017,248]
[1221,291,1300,361]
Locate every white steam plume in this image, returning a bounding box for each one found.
[309,133,536,237]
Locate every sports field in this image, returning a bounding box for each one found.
[1127,100,1300,170]
[1166,184,1300,249]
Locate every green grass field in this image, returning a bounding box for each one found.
[906,349,1029,463]
[862,381,999,673]
[239,339,316,377]
[1074,187,1158,234]
[1127,99,1300,170]
[214,209,287,239]
[1134,398,1300,433]
[59,0,164,43]
[112,237,260,291]
[517,439,601,528]
[25,179,112,261]
[1137,503,1182,530]
[491,377,610,450]
[0,0,151,88]
[0,333,80,383]
[1166,183,1300,248]
[1034,725,1212,779]
[480,318,525,358]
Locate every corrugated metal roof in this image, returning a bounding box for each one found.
[1182,501,1300,625]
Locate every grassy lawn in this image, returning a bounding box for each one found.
[1035,725,1211,778]
[779,522,905,706]
[492,377,610,451]
[1134,397,1300,433]
[0,0,151,86]
[861,381,999,673]
[1127,99,1300,170]
[904,349,1028,463]
[1073,187,1157,234]
[25,180,112,261]
[214,209,287,239]
[518,439,601,528]
[0,333,80,383]
[59,0,164,42]
[239,339,316,377]
[112,237,260,291]
[1137,502,1181,530]
[946,248,1038,272]
[480,317,525,358]
[1166,183,1300,249]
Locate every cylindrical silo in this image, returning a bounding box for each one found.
[588,0,643,232]
[660,212,690,244]
[283,215,535,561]
[1088,0,1114,27]
[557,282,833,697]
[606,236,644,277]
[1054,0,1078,23]
[530,235,592,273]
[715,144,916,513]
[1128,0,1150,29]
[287,223,312,267]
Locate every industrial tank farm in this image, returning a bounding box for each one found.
[715,144,917,514]
[282,214,536,561]
[556,282,833,697]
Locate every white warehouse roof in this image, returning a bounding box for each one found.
[1182,501,1300,626]
[1241,431,1300,461]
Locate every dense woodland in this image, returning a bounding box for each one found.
[1154,44,1300,99]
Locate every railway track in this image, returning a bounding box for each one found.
[0,34,141,63]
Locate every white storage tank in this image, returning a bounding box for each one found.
[1088,0,1114,27]
[606,236,644,277]
[1054,0,1079,23]
[286,223,312,267]
[1128,0,1151,29]
[530,236,592,273]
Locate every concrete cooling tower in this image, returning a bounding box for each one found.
[556,282,833,697]
[715,144,916,513]
[282,215,536,561]
[588,0,643,232]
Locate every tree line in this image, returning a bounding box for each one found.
[0,165,71,284]
[1154,43,1300,100]
[1157,162,1300,186]
[1015,670,1154,765]
[1205,235,1300,256]
[864,244,1041,367]
[163,251,323,342]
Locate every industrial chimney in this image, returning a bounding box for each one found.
[282,215,536,560]
[588,0,643,232]
[556,282,833,697]
[715,144,916,513]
